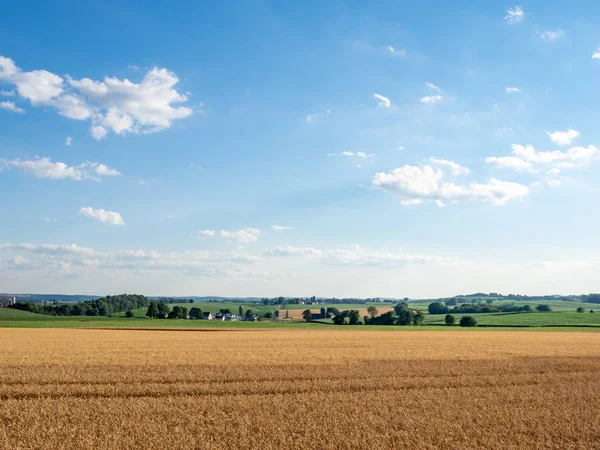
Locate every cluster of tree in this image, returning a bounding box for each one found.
[9,294,149,317]
[154,297,195,304]
[362,303,424,326]
[428,302,550,315]
[145,302,191,319]
[577,307,595,313]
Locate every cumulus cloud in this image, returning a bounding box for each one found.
[506,87,520,94]
[0,55,192,139]
[0,101,25,113]
[373,94,391,108]
[0,90,15,96]
[593,48,600,60]
[193,230,216,238]
[504,6,525,24]
[271,225,292,231]
[425,82,441,92]
[420,95,442,104]
[1,157,120,180]
[78,207,125,226]
[372,164,529,206]
[219,228,261,243]
[328,151,373,158]
[486,143,598,172]
[429,157,470,176]
[547,129,580,146]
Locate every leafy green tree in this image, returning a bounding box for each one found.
[146,301,158,318]
[428,302,449,315]
[522,305,532,312]
[263,311,273,319]
[189,307,202,319]
[245,309,254,318]
[445,314,455,326]
[348,310,360,325]
[394,302,409,315]
[412,310,424,325]
[377,311,396,325]
[576,307,585,313]
[445,298,457,307]
[157,303,171,316]
[302,309,312,322]
[220,308,232,315]
[327,307,340,316]
[459,316,477,327]
[333,314,346,325]
[535,304,552,312]
[367,305,378,318]
[396,309,412,326]
[125,310,134,318]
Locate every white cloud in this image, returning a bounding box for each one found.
[271,225,292,231]
[372,164,529,206]
[90,125,108,140]
[0,55,192,139]
[193,230,216,238]
[128,65,140,70]
[547,129,579,146]
[78,207,125,226]
[306,113,317,123]
[504,6,525,24]
[356,164,363,169]
[356,152,375,158]
[263,244,453,266]
[506,87,520,94]
[65,136,72,146]
[219,228,261,243]
[429,157,470,175]
[420,95,442,104]
[1,157,121,180]
[425,82,441,92]
[373,94,391,108]
[396,146,405,151]
[593,48,600,60]
[0,101,25,114]
[88,163,121,176]
[486,143,598,172]
[540,29,564,41]
[0,90,15,96]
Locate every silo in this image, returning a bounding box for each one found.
[321,306,326,319]
[239,305,243,316]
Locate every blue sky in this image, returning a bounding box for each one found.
[2,1,600,297]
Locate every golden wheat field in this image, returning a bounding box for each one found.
[0,329,599,449]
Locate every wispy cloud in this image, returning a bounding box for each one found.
[425,82,441,93]
[506,87,520,94]
[271,225,292,231]
[539,29,564,41]
[373,94,391,108]
[65,136,72,146]
[420,95,442,104]
[1,157,121,181]
[504,6,525,24]
[592,47,600,60]
[0,101,25,113]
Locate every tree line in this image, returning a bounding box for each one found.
[8,294,150,317]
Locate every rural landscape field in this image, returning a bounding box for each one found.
[0,328,598,449]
